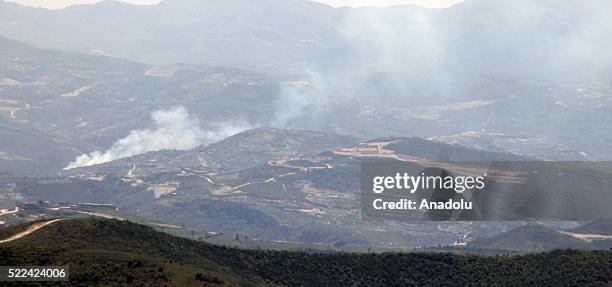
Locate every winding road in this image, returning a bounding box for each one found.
[0,219,64,244]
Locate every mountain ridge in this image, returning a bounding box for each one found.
[1,217,610,286]
[468,224,594,252]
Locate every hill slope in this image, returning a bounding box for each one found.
[3,0,612,81]
[0,218,610,286]
[0,36,280,173]
[570,218,612,235]
[9,130,612,247]
[0,0,340,74]
[468,224,593,252]
[10,131,534,247]
[4,0,612,162]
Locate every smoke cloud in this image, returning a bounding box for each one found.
[65,106,250,169]
[271,71,331,129]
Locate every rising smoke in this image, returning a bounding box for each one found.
[65,106,250,169]
[271,70,331,129]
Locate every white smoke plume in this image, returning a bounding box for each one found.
[271,70,331,128]
[65,106,250,169]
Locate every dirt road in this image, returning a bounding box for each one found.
[0,219,64,244]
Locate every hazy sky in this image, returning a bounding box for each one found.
[6,0,464,9]
[314,0,463,8]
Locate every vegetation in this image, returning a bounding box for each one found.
[385,137,524,162]
[0,218,610,286]
[468,224,594,252]
[571,218,612,235]
[0,220,42,241]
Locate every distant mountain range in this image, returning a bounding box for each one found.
[1,33,607,179]
[3,0,612,165]
[0,36,281,174]
[0,0,340,75]
[2,0,612,82]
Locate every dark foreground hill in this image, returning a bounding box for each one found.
[0,218,610,286]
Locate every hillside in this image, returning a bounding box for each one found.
[468,224,593,252]
[6,129,612,248]
[0,36,280,174]
[570,218,612,235]
[3,130,534,247]
[2,0,612,82]
[65,128,360,175]
[383,137,525,161]
[2,0,612,161]
[0,218,610,286]
[0,0,340,74]
[198,128,360,171]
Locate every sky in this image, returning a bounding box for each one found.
[314,0,463,8]
[6,0,464,9]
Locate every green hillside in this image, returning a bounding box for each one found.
[570,218,612,235]
[0,36,279,174]
[0,218,610,286]
[468,224,593,252]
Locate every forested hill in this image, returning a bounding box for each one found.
[0,218,610,286]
